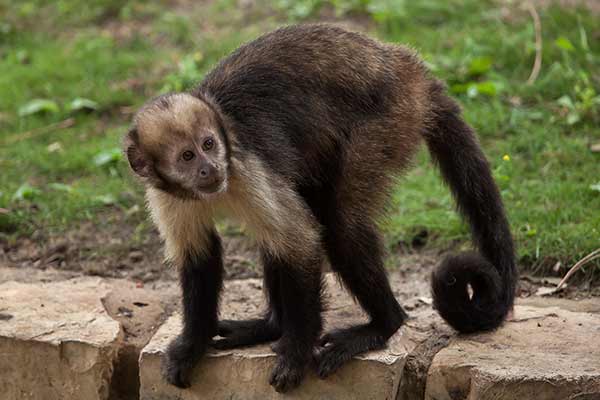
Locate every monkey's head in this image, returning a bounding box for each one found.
[124,93,229,199]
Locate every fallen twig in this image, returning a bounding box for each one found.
[3,118,75,145]
[525,1,542,85]
[556,248,600,290]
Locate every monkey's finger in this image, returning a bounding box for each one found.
[315,344,351,379]
[173,371,192,389]
[162,360,192,388]
[269,360,304,393]
[212,335,258,350]
[217,318,269,337]
[212,338,239,349]
[270,341,283,354]
[318,334,334,347]
[217,320,236,336]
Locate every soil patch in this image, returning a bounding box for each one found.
[0,211,261,283]
[2,211,597,303]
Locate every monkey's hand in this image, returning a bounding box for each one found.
[213,317,281,349]
[162,334,207,388]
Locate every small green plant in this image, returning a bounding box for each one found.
[273,0,318,20]
[555,73,600,126]
[273,0,403,21]
[538,27,600,126]
[161,52,205,92]
[67,98,99,113]
[94,148,124,177]
[156,12,193,47]
[12,183,40,201]
[18,99,59,117]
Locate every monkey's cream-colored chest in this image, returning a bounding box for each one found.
[144,171,319,267]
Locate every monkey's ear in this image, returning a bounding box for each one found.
[124,128,152,178]
[126,144,152,177]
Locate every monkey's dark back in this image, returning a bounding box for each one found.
[196,24,429,184]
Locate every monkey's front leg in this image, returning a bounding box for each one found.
[162,230,224,388]
[267,251,323,393]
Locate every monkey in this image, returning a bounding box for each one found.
[123,24,517,393]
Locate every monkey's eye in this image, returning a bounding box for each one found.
[202,138,215,151]
[181,150,195,161]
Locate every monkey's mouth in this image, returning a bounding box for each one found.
[196,179,226,195]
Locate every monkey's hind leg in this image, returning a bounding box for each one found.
[316,218,408,378]
[213,255,282,349]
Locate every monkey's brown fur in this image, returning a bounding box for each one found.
[125,24,517,393]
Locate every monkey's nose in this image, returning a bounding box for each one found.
[198,164,217,185]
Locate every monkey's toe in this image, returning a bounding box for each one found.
[212,335,255,350]
[314,340,353,378]
[162,334,205,389]
[217,319,237,336]
[162,360,192,389]
[268,354,306,393]
[315,324,388,378]
[213,318,281,349]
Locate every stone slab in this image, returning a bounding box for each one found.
[0,278,122,400]
[425,305,600,400]
[140,275,439,400]
[101,279,177,400]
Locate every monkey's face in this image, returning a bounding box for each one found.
[124,93,230,199]
[160,129,228,197]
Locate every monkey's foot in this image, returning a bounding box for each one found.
[212,318,281,349]
[314,324,388,378]
[162,334,206,388]
[268,339,309,393]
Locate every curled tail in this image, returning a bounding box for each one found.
[424,81,517,333]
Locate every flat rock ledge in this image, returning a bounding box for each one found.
[425,305,600,400]
[2,272,600,400]
[0,278,122,400]
[140,277,600,400]
[140,276,439,400]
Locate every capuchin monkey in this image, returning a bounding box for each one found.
[124,24,517,393]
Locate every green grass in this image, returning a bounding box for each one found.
[1,0,598,273]
[372,1,600,271]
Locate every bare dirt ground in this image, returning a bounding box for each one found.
[0,212,261,283]
[1,210,598,304]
